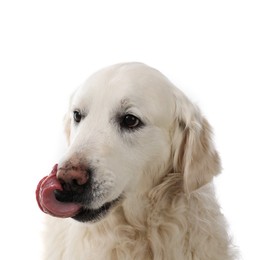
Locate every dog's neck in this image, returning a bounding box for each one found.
[61,181,232,260]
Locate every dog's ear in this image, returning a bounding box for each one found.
[172,90,221,193]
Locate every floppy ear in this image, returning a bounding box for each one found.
[172,91,221,193]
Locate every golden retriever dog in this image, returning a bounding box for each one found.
[36,63,235,259]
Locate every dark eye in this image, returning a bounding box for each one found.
[120,114,142,129]
[73,110,82,123]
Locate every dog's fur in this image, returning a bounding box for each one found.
[43,63,235,259]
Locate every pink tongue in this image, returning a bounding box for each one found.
[36,164,81,218]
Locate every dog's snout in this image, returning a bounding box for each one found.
[57,164,90,190]
[54,162,91,204]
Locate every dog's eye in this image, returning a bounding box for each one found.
[73,110,82,123]
[121,114,142,129]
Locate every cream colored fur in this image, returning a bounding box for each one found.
[43,63,235,259]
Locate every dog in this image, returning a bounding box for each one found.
[38,63,235,259]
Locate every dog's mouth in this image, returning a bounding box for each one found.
[36,164,120,222]
[71,197,120,222]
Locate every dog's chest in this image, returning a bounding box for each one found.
[63,224,116,259]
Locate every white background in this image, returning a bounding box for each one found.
[0,1,273,259]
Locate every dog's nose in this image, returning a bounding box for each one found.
[54,163,90,203]
[57,164,90,190]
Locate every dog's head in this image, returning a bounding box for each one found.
[57,63,220,222]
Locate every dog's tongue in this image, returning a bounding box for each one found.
[36,164,81,218]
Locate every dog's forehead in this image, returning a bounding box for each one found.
[72,63,175,124]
